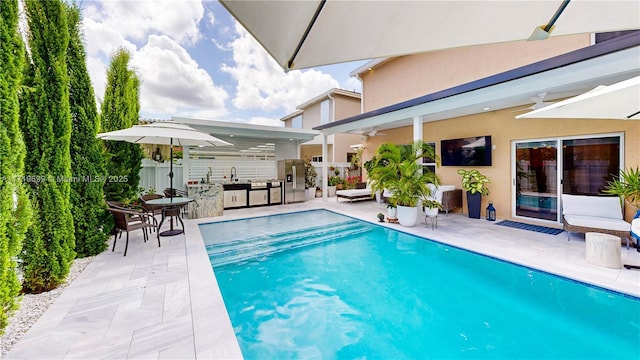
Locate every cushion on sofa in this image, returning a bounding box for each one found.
[563,214,631,232]
[561,194,623,219]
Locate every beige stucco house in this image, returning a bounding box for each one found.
[281,88,362,163]
[315,31,640,225]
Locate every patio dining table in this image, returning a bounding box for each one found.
[144,196,194,236]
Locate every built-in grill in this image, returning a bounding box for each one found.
[250,181,268,189]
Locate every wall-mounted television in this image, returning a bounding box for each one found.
[441,135,492,166]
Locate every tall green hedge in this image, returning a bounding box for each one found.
[19,0,75,293]
[66,3,110,257]
[101,48,143,202]
[0,0,32,333]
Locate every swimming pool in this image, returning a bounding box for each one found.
[201,210,640,359]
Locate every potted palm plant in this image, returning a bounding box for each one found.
[457,168,490,218]
[368,141,440,227]
[603,166,640,214]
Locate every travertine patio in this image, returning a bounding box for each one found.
[6,198,640,359]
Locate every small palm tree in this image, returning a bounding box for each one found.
[603,167,640,211]
[368,141,440,207]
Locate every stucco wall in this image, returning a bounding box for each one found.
[361,107,640,222]
[334,95,362,121]
[302,102,322,128]
[360,34,591,112]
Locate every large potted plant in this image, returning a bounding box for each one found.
[304,157,317,199]
[327,176,342,197]
[368,141,440,227]
[457,168,490,219]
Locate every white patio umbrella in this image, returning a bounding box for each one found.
[97,122,232,195]
[220,0,640,71]
[516,76,640,120]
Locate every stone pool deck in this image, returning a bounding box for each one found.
[6,198,640,359]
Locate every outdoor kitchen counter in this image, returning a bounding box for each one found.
[186,183,224,219]
[222,180,282,209]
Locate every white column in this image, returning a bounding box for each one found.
[322,134,328,201]
[183,146,190,187]
[413,115,422,143]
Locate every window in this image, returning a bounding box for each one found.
[320,100,330,124]
[422,142,437,174]
[311,156,322,162]
[562,136,620,196]
[291,115,302,129]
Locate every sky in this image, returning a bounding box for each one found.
[80,0,368,127]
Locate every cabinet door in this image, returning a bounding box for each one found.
[235,190,247,207]
[249,190,268,206]
[270,187,281,204]
[223,191,236,208]
[224,190,247,208]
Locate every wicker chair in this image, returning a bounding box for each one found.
[163,188,188,197]
[163,188,189,216]
[140,193,164,216]
[107,206,159,256]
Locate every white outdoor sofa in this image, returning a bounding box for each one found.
[561,194,632,248]
[336,188,374,203]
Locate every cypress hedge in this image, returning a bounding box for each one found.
[19,0,76,293]
[101,48,143,202]
[65,2,110,257]
[0,0,32,333]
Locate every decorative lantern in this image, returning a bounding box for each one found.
[152,147,163,162]
[486,201,496,221]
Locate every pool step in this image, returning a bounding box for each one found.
[207,220,370,267]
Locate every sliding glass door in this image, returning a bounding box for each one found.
[515,140,559,221]
[513,134,622,223]
[561,136,620,196]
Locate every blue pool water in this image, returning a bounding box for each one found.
[201,210,640,359]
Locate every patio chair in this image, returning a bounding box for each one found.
[140,193,164,216]
[163,188,189,216]
[163,187,188,197]
[106,200,151,224]
[107,206,159,256]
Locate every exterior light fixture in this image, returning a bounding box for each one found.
[152,147,163,162]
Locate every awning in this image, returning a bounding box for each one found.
[516,76,640,120]
[220,0,640,71]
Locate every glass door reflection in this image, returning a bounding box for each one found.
[515,141,559,221]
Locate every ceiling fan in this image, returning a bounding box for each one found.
[357,127,387,138]
[509,92,555,112]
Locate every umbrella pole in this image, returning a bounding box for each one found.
[169,138,173,199]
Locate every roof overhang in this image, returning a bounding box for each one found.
[172,117,319,142]
[314,32,640,135]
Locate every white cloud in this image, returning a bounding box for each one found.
[344,76,362,94]
[82,1,228,118]
[87,0,204,46]
[133,35,228,116]
[222,23,339,114]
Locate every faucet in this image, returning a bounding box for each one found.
[230,167,237,182]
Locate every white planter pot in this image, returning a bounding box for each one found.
[387,207,397,218]
[306,189,315,199]
[397,205,418,227]
[375,190,382,203]
[327,186,336,197]
[424,207,439,218]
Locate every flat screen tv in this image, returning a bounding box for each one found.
[441,135,492,166]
